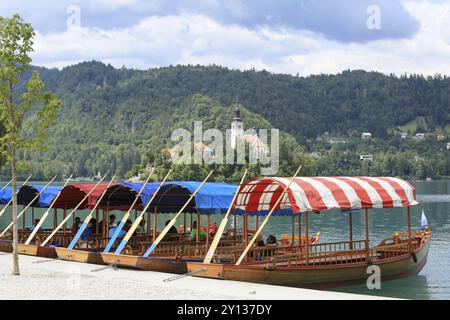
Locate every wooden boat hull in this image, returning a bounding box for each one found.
[100,252,140,269]
[55,247,104,265]
[187,240,430,289]
[0,240,12,253]
[17,244,57,259]
[101,252,195,274]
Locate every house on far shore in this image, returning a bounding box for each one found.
[400,132,408,139]
[437,133,445,141]
[310,152,322,158]
[415,133,425,141]
[327,137,346,144]
[361,132,372,140]
[414,155,425,162]
[360,155,373,161]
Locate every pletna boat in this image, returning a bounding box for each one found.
[187,176,431,289]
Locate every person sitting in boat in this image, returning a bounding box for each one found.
[266,235,278,246]
[163,220,179,241]
[208,222,218,237]
[190,221,207,242]
[136,219,146,233]
[99,214,117,233]
[71,217,81,234]
[108,224,127,238]
[89,218,97,234]
[109,214,117,227]
[78,221,94,248]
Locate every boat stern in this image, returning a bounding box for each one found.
[187,262,225,280]
[55,247,103,265]
[17,244,38,256]
[100,252,140,269]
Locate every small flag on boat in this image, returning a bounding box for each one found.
[421,209,429,229]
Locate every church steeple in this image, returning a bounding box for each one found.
[233,103,241,121]
[231,101,244,150]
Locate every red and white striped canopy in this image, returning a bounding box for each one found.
[234,177,418,215]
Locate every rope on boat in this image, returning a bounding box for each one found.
[91,263,118,272]
[163,267,206,282]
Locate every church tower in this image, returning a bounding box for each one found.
[231,103,244,150]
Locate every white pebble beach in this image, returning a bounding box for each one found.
[0,253,390,300]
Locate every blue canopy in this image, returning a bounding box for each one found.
[150,181,238,215]
[16,185,62,207]
[119,182,161,206]
[39,186,63,207]
[0,186,12,204]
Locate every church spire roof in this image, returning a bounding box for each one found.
[233,102,241,122]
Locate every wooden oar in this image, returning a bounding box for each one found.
[114,169,173,254]
[0,174,32,218]
[40,176,106,247]
[103,169,155,253]
[235,166,302,265]
[67,176,116,249]
[142,170,214,257]
[0,176,57,238]
[24,175,73,245]
[203,169,248,264]
[0,178,13,192]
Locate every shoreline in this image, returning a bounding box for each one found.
[0,253,391,300]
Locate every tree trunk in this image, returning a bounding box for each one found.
[11,149,20,276]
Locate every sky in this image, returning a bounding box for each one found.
[0,0,449,76]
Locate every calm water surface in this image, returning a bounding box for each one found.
[0,180,449,300]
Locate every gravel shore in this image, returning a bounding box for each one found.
[0,253,388,300]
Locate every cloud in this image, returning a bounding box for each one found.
[3,0,450,76]
[1,0,419,43]
[33,14,320,69]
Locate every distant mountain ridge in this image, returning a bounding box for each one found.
[1,61,448,180]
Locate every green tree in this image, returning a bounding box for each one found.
[0,15,61,275]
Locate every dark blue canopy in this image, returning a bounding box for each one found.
[110,181,238,214]
[39,186,63,207]
[16,185,62,207]
[149,182,238,214]
[0,186,12,204]
[119,182,161,206]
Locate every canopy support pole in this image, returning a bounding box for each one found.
[31,207,35,225]
[22,205,25,231]
[183,213,187,234]
[53,208,57,230]
[102,208,107,238]
[305,211,309,266]
[206,214,210,246]
[349,212,353,249]
[233,215,237,240]
[95,209,99,234]
[63,203,67,236]
[408,207,412,253]
[365,209,370,262]
[153,206,157,241]
[147,210,151,238]
[291,214,295,245]
[196,212,200,242]
[298,213,301,248]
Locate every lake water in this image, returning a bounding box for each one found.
[0,180,449,300]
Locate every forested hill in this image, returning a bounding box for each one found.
[2,61,449,180]
[37,61,449,143]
